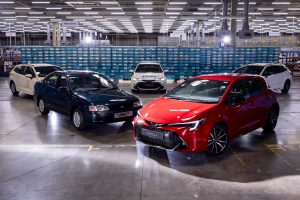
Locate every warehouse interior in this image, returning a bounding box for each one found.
[0,0,300,200]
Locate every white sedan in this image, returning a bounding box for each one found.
[9,63,63,96]
[233,63,293,93]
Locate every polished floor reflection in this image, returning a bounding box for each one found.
[0,78,300,200]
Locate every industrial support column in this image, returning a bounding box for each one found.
[52,22,61,47]
[196,21,200,47]
[231,0,238,48]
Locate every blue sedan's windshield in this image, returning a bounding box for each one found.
[165,79,230,103]
[69,74,114,92]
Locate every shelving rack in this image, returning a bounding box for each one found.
[17,46,280,80]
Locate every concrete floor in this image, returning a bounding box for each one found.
[0,77,300,200]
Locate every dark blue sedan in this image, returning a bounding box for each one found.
[34,70,142,130]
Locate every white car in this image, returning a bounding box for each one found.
[233,63,293,93]
[9,63,63,96]
[130,62,168,93]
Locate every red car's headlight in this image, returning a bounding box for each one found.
[167,118,206,131]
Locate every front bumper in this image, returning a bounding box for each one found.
[84,107,141,124]
[131,81,166,91]
[133,116,213,152]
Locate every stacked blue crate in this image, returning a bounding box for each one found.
[111,47,123,80]
[89,47,101,72]
[123,47,135,80]
[99,47,111,77]
[65,47,78,70]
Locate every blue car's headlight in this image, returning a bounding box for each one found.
[167,118,206,131]
[133,101,142,108]
[89,105,109,112]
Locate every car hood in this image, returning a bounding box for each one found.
[139,97,217,124]
[134,72,165,80]
[74,89,138,104]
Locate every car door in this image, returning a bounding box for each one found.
[53,75,72,115]
[262,65,282,90]
[224,79,256,136]
[247,78,269,129]
[24,66,37,95]
[43,73,60,111]
[14,65,27,92]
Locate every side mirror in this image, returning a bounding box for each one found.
[25,74,33,79]
[164,70,169,73]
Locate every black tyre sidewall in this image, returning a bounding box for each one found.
[10,82,19,95]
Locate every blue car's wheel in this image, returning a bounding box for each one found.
[72,109,86,130]
[38,98,49,115]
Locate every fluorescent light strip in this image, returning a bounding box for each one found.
[0,1,15,4]
[169,2,186,5]
[100,1,119,4]
[14,7,30,10]
[46,8,62,10]
[204,2,222,5]
[135,2,152,5]
[137,7,153,10]
[32,1,50,3]
[272,2,290,5]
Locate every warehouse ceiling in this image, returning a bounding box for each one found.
[0,0,299,34]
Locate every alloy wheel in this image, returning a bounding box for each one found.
[10,83,16,93]
[207,126,228,155]
[39,99,45,113]
[73,111,81,128]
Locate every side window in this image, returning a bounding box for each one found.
[14,66,23,74]
[24,67,36,77]
[249,78,266,97]
[228,79,251,100]
[45,73,59,88]
[99,76,113,88]
[263,66,276,76]
[277,65,286,73]
[57,75,68,88]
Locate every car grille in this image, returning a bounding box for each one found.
[108,102,132,111]
[135,81,163,89]
[135,124,187,150]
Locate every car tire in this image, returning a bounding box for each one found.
[281,80,290,94]
[207,124,228,156]
[38,98,50,115]
[10,82,19,96]
[263,106,279,132]
[72,109,86,130]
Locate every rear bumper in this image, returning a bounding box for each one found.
[131,81,166,91]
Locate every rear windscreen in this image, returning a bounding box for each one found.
[135,64,163,73]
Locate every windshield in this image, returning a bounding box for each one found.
[69,73,114,92]
[233,65,265,75]
[135,64,163,73]
[34,66,60,77]
[165,79,230,103]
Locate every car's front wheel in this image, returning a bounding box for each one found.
[38,98,50,115]
[10,82,19,96]
[281,80,290,94]
[207,124,228,156]
[72,109,86,130]
[263,106,279,132]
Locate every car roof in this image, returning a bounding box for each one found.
[28,63,57,67]
[137,61,160,65]
[195,73,263,82]
[57,70,99,76]
[244,63,284,67]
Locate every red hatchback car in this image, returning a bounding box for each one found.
[134,73,279,155]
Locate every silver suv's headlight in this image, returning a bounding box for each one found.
[160,77,166,82]
[167,118,206,131]
[132,77,138,82]
[89,105,109,112]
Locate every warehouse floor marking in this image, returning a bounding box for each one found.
[265,143,300,170]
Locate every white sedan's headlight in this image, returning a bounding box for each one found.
[167,118,206,131]
[89,105,109,112]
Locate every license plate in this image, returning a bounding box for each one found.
[114,111,133,119]
[141,128,164,140]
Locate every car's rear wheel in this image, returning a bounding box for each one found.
[263,106,279,131]
[207,125,228,156]
[72,109,86,130]
[281,80,290,94]
[10,82,19,96]
[38,98,50,115]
